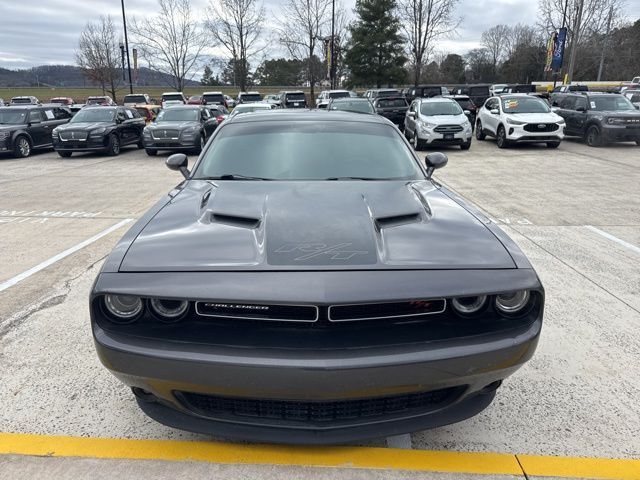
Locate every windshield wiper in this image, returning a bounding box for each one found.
[198,174,274,181]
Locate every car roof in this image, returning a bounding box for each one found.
[225,109,389,125]
[162,92,184,95]
[83,106,117,110]
[161,104,202,109]
[203,91,223,95]
[330,97,370,102]
[417,97,456,103]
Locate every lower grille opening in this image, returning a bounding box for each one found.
[176,387,463,424]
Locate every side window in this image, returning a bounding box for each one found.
[128,108,140,118]
[575,96,587,111]
[28,110,44,123]
[561,96,576,110]
[116,109,127,122]
[42,109,56,121]
[52,108,71,120]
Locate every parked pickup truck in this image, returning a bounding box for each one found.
[372,96,409,129]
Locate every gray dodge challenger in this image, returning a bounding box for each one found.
[91,110,543,444]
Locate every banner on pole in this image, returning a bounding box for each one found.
[132,48,138,84]
[551,27,567,72]
[544,32,556,72]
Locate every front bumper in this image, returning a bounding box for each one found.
[53,136,107,152]
[143,134,199,150]
[416,127,472,145]
[505,124,564,143]
[601,125,640,142]
[91,270,543,444]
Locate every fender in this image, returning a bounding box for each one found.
[11,128,33,147]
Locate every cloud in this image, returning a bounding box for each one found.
[0,0,637,70]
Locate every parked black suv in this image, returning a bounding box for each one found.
[52,106,145,157]
[404,85,448,102]
[0,105,72,158]
[143,105,217,156]
[372,96,408,129]
[278,91,307,108]
[556,93,640,146]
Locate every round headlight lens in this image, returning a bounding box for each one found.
[495,290,530,314]
[451,295,487,315]
[150,298,189,322]
[104,294,143,322]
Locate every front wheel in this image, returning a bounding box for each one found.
[636,140,640,146]
[13,136,32,158]
[192,135,205,155]
[496,125,508,149]
[475,121,485,140]
[546,141,560,149]
[57,151,73,158]
[585,125,602,147]
[412,131,423,151]
[145,149,157,156]
[460,141,471,150]
[106,134,121,156]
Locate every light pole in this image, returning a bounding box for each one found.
[121,0,133,94]
[330,0,336,89]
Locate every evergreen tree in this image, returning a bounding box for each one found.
[200,64,218,86]
[344,0,407,87]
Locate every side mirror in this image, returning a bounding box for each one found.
[407,111,416,118]
[551,107,560,113]
[463,109,471,115]
[424,152,448,179]
[490,109,499,115]
[166,153,189,179]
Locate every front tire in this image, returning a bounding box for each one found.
[57,151,73,158]
[145,149,157,156]
[475,121,485,140]
[192,135,205,155]
[585,125,602,147]
[412,131,423,151]
[496,125,508,149]
[460,140,471,150]
[106,134,121,156]
[546,141,560,149]
[13,136,31,158]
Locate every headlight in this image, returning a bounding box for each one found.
[104,294,143,322]
[557,119,566,125]
[181,127,199,135]
[607,117,624,125]
[495,290,530,314]
[91,127,107,135]
[150,298,189,322]
[506,117,526,125]
[451,295,487,315]
[417,120,435,130]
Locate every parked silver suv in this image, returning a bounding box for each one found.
[404,97,473,150]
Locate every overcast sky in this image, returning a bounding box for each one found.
[1,0,639,71]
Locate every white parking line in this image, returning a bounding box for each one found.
[0,218,133,293]
[584,225,640,255]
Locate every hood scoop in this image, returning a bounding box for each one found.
[211,212,261,229]
[375,212,422,229]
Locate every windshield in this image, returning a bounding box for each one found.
[590,96,635,112]
[628,94,640,103]
[124,95,147,103]
[501,97,550,113]
[420,101,463,116]
[50,99,69,104]
[469,86,490,95]
[193,121,422,181]
[376,90,399,97]
[0,110,28,124]
[11,98,33,104]
[203,94,224,103]
[233,104,271,114]
[286,93,306,101]
[162,94,184,102]
[241,94,262,101]
[156,109,199,122]
[70,109,115,123]
[329,92,350,99]
[455,99,473,109]
[87,98,108,105]
[377,98,407,108]
[329,100,375,114]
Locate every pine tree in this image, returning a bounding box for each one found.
[344,0,407,87]
[201,65,216,86]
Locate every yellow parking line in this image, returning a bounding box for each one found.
[517,454,640,480]
[0,432,638,479]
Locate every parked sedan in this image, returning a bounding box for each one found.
[90,110,544,444]
[143,105,217,156]
[475,95,564,148]
[52,106,145,157]
[0,105,72,157]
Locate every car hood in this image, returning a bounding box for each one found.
[56,122,112,131]
[120,181,516,272]
[423,114,468,125]
[147,121,199,130]
[0,125,20,132]
[505,113,562,123]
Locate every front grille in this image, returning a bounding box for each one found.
[177,387,462,424]
[195,302,318,322]
[329,299,446,321]
[151,129,179,139]
[434,125,463,133]
[59,131,88,141]
[523,123,559,132]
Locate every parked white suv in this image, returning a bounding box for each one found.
[316,90,351,109]
[476,94,565,149]
[161,92,187,108]
[404,97,473,150]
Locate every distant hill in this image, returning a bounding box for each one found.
[0,65,200,88]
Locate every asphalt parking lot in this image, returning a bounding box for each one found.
[0,137,638,479]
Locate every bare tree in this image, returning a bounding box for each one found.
[481,24,511,77]
[277,0,332,106]
[206,0,266,91]
[538,0,624,82]
[397,0,461,87]
[131,0,207,91]
[75,15,122,101]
